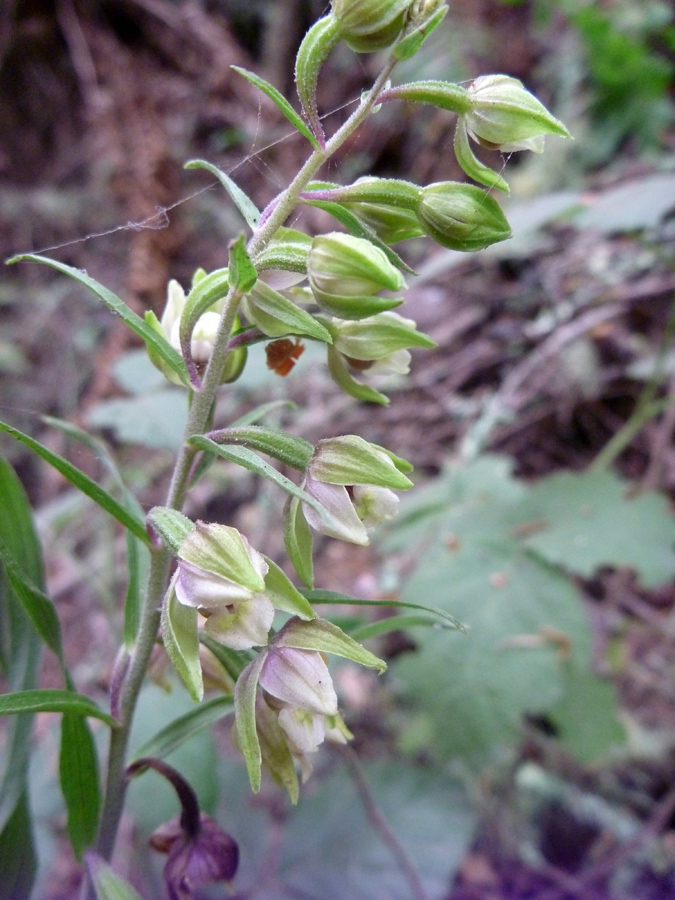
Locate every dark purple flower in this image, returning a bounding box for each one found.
[150,812,239,900]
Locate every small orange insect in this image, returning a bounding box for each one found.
[265,337,305,376]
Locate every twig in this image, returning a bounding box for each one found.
[341,747,429,900]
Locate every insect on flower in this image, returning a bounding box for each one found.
[265,337,305,376]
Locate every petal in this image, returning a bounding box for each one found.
[278,707,327,754]
[175,560,256,608]
[260,646,338,715]
[303,476,369,545]
[352,484,399,530]
[204,594,275,649]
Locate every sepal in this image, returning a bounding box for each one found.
[454,119,510,193]
[161,575,204,703]
[242,280,332,341]
[310,435,413,489]
[274,616,387,672]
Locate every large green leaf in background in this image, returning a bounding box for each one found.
[387,456,643,765]
[0,458,44,899]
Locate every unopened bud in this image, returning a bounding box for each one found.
[308,232,406,319]
[332,0,411,52]
[418,181,511,251]
[465,75,571,152]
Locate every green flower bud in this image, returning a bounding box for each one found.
[465,74,571,152]
[308,232,406,319]
[330,311,434,362]
[418,181,511,251]
[332,0,411,53]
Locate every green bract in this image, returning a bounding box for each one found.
[418,181,511,251]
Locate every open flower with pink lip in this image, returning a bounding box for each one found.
[234,616,385,801]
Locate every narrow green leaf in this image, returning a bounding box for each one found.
[0,536,66,670]
[0,792,36,900]
[5,255,188,385]
[303,590,467,632]
[234,654,266,793]
[187,436,341,532]
[179,267,231,386]
[86,853,145,900]
[231,399,297,427]
[160,580,203,703]
[207,425,313,471]
[0,690,118,727]
[393,5,448,60]
[185,159,260,229]
[350,614,453,642]
[40,416,150,646]
[60,713,101,859]
[228,233,258,293]
[232,65,322,150]
[276,617,387,672]
[130,695,234,762]
[0,458,43,841]
[303,199,416,274]
[0,421,151,545]
[263,557,315,620]
[284,495,314,589]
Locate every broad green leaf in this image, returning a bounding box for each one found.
[390,456,624,765]
[0,690,118,727]
[160,580,203,703]
[130,695,234,762]
[522,469,675,587]
[232,65,322,150]
[277,761,475,900]
[188,436,341,532]
[185,159,260,229]
[0,457,43,884]
[263,557,315,620]
[276,617,386,672]
[59,713,100,859]
[207,425,313,471]
[86,853,145,900]
[302,199,416,274]
[0,792,36,900]
[6,255,188,385]
[234,654,267,792]
[229,234,258,293]
[0,421,151,546]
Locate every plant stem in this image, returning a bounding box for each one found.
[85,52,399,895]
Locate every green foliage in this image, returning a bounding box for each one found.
[384,456,663,765]
[569,0,674,159]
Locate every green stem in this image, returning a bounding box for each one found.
[85,50,399,895]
